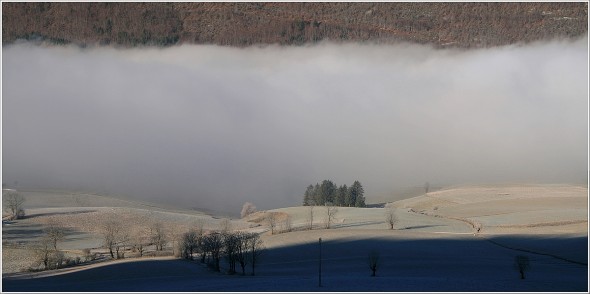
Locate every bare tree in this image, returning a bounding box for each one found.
[181,230,199,260]
[102,220,119,259]
[44,222,66,250]
[193,220,206,261]
[307,206,314,230]
[280,213,292,233]
[33,238,53,270]
[247,232,264,276]
[115,226,130,259]
[265,212,277,235]
[234,231,250,275]
[151,222,167,251]
[324,204,338,229]
[102,219,128,259]
[33,234,66,270]
[203,231,224,272]
[129,213,151,257]
[384,205,398,230]
[223,232,239,274]
[240,202,257,218]
[3,190,25,219]
[130,227,149,257]
[39,250,65,270]
[200,233,211,264]
[368,250,380,277]
[514,255,531,279]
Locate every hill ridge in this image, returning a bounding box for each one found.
[2,2,587,48]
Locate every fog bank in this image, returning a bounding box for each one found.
[2,39,588,215]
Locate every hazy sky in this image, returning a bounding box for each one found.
[2,38,588,215]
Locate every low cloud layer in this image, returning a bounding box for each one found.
[2,39,587,215]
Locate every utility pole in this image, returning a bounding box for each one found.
[319,237,322,287]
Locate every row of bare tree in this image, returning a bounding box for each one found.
[101,218,169,259]
[262,203,397,234]
[180,228,264,275]
[304,204,340,231]
[263,204,339,236]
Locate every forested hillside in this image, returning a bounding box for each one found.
[2,2,587,48]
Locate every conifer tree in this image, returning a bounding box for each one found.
[320,180,336,205]
[313,183,321,206]
[335,185,347,206]
[303,185,315,206]
[351,181,365,207]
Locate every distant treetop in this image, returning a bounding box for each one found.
[303,180,365,208]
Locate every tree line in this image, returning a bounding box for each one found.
[4,3,587,49]
[303,180,365,207]
[180,228,264,275]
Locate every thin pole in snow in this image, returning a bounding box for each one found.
[319,237,322,287]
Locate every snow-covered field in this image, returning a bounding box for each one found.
[2,184,588,291]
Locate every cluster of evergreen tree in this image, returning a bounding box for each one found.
[303,180,365,207]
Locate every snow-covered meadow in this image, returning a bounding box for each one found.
[2,184,587,291]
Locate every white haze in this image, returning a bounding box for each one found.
[1,39,588,215]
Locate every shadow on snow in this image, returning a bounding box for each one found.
[2,234,587,292]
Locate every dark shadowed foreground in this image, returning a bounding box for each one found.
[3,234,587,292]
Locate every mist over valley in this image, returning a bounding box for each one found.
[2,38,588,215]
